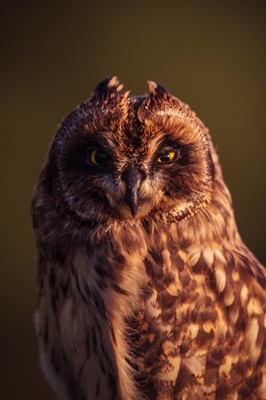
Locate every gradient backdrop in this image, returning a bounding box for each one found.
[1,1,266,399]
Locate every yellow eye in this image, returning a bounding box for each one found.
[157,151,176,163]
[89,149,108,165]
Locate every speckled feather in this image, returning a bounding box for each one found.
[31,77,266,399]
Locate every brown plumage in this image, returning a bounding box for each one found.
[31,77,266,399]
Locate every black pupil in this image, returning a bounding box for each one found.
[160,153,170,163]
[95,150,107,164]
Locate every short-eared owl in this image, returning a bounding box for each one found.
[31,77,266,399]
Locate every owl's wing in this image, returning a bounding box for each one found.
[36,249,127,400]
[36,253,86,400]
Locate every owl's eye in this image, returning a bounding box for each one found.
[157,151,176,163]
[87,149,108,165]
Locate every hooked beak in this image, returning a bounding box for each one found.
[123,165,143,217]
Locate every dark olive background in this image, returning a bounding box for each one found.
[1,1,266,399]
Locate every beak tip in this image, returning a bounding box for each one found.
[129,206,137,218]
[127,193,139,218]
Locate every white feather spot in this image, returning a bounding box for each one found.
[188,323,199,339]
[240,285,249,305]
[219,355,232,377]
[168,356,181,381]
[166,281,180,296]
[246,318,260,364]
[188,246,201,267]
[215,265,226,293]
[247,297,263,315]
[178,250,187,263]
[203,321,215,333]
[161,249,171,269]
[162,340,175,355]
[229,306,239,325]
[146,289,161,318]
[202,247,214,268]
[232,270,240,281]
[224,289,235,306]
[185,355,205,377]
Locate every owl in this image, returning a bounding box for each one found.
[31,77,266,400]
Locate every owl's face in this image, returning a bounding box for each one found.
[49,78,214,226]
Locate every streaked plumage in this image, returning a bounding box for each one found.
[31,77,266,399]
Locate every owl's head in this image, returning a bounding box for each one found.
[46,77,214,227]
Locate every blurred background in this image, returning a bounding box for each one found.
[1,1,266,398]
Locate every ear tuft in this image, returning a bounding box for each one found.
[91,77,128,103]
[107,76,124,91]
[147,81,169,97]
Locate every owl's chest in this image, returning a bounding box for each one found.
[112,234,217,338]
[121,246,228,395]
